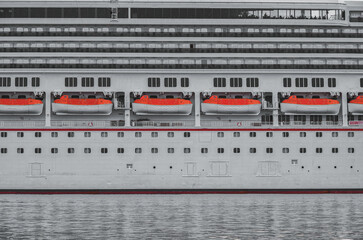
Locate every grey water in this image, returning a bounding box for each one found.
[0,194,362,240]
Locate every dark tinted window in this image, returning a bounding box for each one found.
[80,8,96,18]
[0,8,13,18]
[64,8,79,18]
[13,8,29,18]
[47,8,62,18]
[96,8,111,18]
[30,8,46,18]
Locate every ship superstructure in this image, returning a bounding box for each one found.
[0,0,363,193]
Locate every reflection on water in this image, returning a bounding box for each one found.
[0,194,362,239]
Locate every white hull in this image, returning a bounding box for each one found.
[52,103,113,115]
[0,104,43,115]
[348,103,363,115]
[132,103,192,115]
[201,103,261,115]
[281,103,340,115]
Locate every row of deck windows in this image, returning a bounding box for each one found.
[0,131,355,138]
[0,8,344,20]
[148,77,189,87]
[0,77,40,87]
[0,147,355,154]
[0,8,128,18]
[65,77,111,87]
[283,77,337,88]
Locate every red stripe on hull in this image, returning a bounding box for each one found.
[1,128,363,132]
[0,189,363,194]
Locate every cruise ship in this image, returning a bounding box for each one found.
[1,0,363,193]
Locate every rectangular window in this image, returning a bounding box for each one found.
[181,78,189,87]
[332,148,338,153]
[300,132,306,137]
[0,77,11,87]
[164,78,177,87]
[98,77,111,87]
[283,78,291,87]
[217,132,224,138]
[282,132,289,137]
[117,132,124,138]
[167,148,174,153]
[348,132,354,137]
[31,77,40,87]
[68,132,74,138]
[65,77,77,87]
[135,132,142,138]
[230,78,242,87]
[311,115,323,125]
[101,148,108,154]
[184,148,191,153]
[312,78,324,87]
[84,148,91,154]
[217,148,224,153]
[201,148,208,154]
[282,148,289,153]
[348,148,355,153]
[294,115,306,125]
[316,148,323,153]
[151,132,158,138]
[250,148,257,153]
[332,132,338,137]
[51,132,58,138]
[84,132,91,137]
[233,132,240,137]
[35,148,42,154]
[151,148,158,153]
[101,132,108,137]
[295,78,308,87]
[17,148,24,154]
[167,132,174,138]
[300,148,306,153]
[184,132,191,138]
[233,148,240,153]
[15,77,28,87]
[148,77,160,87]
[360,78,363,88]
[35,132,42,138]
[213,78,226,87]
[328,78,336,87]
[68,148,75,154]
[246,78,259,87]
[0,148,7,154]
[0,132,7,138]
[266,148,273,153]
[250,132,256,137]
[117,148,124,154]
[51,148,58,154]
[17,132,24,138]
[135,148,142,153]
[266,132,273,137]
[316,132,323,137]
[81,77,94,87]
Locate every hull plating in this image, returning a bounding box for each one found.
[201,103,261,115]
[132,103,192,115]
[0,104,43,115]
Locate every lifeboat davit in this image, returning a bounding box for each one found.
[201,95,261,115]
[348,96,363,115]
[52,95,113,115]
[132,95,192,115]
[0,98,43,115]
[281,95,340,115]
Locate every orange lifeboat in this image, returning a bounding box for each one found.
[281,95,340,115]
[132,95,192,115]
[0,98,43,115]
[52,95,113,115]
[348,96,363,115]
[201,95,261,115]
